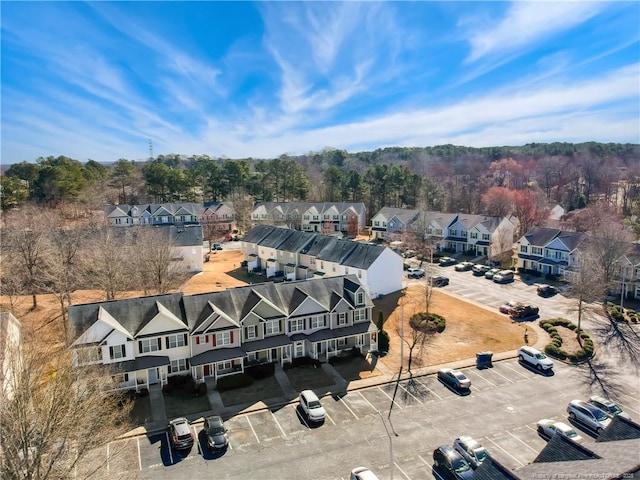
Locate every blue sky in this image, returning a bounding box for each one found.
[1,1,639,165]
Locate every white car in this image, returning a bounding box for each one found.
[298,389,326,423]
[518,346,554,372]
[537,419,584,443]
[452,435,489,469]
[350,467,379,480]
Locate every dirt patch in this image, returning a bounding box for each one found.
[374,285,534,372]
[555,326,583,354]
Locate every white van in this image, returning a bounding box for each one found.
[493,270,514,284]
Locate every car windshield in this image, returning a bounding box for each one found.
[474,448,488,462]
[609,404,622,414]
[534,353,547,359]
[453,458,471,473]
[592,409,608,421]
[453,371,467,380]
[309,400,322,409]
[210,426,225,435]
[565,430,579,439]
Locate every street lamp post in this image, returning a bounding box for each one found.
[378,411,396,480]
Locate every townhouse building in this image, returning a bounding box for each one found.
[251,202,366,235]
[370,207,517,261]
[68,276,377,391]
[241,226,403,298]
[513,227,587,277]
[105,202,235,232]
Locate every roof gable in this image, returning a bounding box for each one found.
[136,301,189,337]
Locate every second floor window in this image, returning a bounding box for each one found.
[265,320,280,335]
[245,325,258,340]
[166,334,186,349]
[338,313,347,326]
[353,309,367,322]
[310,316,325,329]
[520,245,528,253]
[470,232,478,239]
[139,338,160,353]
[482,234,490,241]
[356,292,364,305]
[109,344,126,360]
[532,247,543,255]
[216,331,232,346]
[289,318,304,333]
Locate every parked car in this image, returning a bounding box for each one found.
[432,445,474,479]
[510,304,539,319]
[439,257,457,267]
[203,415,229,450]
[431,276,450,287]
[407,267,426,279]
[588,395,631,420]
[536,419,584,443]
[454,261,474,272]
[212,242,223,250]
[499,300,521,314]
[536,284,558,297]
[437,368,471,391]
[493,270,514,284]
[452,435,489,469]
[567,399,612,434]
[518,346,554,372]
[299,389,326,423]
[484,268,500,280]
[168,417,194,450]
[471,264,490,276]
[350,466,379,480]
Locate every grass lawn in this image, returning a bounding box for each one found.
[129,394,152,426]
[219,375,284,407]
[330,356,383,382]
[285,366,335,392]
[164,389,210,418]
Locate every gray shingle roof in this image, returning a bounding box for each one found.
[473,455,522,479]
[522,226,586,250]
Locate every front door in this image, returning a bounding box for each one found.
[148,367,158,385]
[271,348,278,361]
[204,364,210,377]
[295,341,304,358]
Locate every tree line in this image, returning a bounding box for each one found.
[2,143,639,221]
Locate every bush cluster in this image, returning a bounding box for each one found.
[216,373,254,392]
[245,362,275,380]
[539,318,594,363]
[162,374,196,394]
[378,329,390,353]
[408,312,446,333]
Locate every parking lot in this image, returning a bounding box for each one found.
[85,355,639,479]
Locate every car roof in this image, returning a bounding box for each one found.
[590,395,614,406]
[456,435,480,448]
[170,417,190,433]
[351,467,379,480]
[570,399,601,412]
[300,389,319,401]
[205,415,224,426]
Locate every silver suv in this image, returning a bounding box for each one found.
[567,399,612,434]
[517,346,554,372]
[299,389,326,423]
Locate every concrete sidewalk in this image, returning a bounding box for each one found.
[122,322,548,439]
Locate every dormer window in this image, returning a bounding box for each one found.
[356,292,364,305]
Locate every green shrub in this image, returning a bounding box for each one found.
[378,329,390,353]
[216,373,254,392]
[291,356,322,368]
[545,344,566,359]
[245,362,275,380]
[430,314,446,333]
[195,382,208,396]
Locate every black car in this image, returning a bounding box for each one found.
[537,284,558,297]
[510,304,539,319]
[432,445,474,479]
[431,276,449,287]
[203,415,229,450]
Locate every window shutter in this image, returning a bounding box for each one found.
[168,363,172,374]
[109,346,114,359]
[157,338,162,350]
[212,335,217,347]
[205,335,209,343]
[183,333,188,346]
[186,359,190,369]
[196,336,200,345]
[230,331,234,343]
[166,337,170,349]
[124,373,129,382]
[254,326,258,336]
[138,341,143,354]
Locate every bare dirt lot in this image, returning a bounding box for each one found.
[2,249,534,370]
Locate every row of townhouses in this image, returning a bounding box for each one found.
[240,226,404,299]
[371,207,518,260]
[513,227,587,277]
[250,202,367,234]
[68,276,377,391]
[105,201,368,236]
[105,202,234,231]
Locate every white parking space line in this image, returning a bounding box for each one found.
[378,385,404,409]
[245,415,260,443]
[271,411,287,436]
[324,411,337,426]
[136,438,142,471]
[338,396,360,419]
[394,462,411,479]
[194,425,205,455]
[464,369,497,388]
[506,430,539,453]
[418,454,431,467]
[398,382,423,404]
[415,378,443,400]
[487,366,514,383]
[166,432,173,465]
[357,390,379,413]
[498,361,530,378]
[484,436,524,466]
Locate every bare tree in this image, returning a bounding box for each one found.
[228,193,254,235]
[82,226,133,301]
[1,206,54,309]
[0,322,133,480]
[134,227,187,295]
